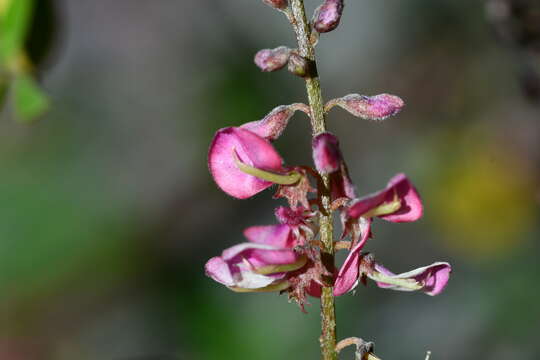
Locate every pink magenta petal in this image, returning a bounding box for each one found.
[244,224,294,248]
[205,242,306,291]
[333,218,372,296]
[208,127,284,199]
[312,132,343,174]
[241,105,295,141]
[222,243,298,268]
[346,173,423,222]
[205,256,235,286]
[379,173,423,222]
[330,163,357,200]
[373,262,451,296]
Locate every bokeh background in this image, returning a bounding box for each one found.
[1,0,539,359]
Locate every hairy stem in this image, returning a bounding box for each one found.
[289,1,337,359]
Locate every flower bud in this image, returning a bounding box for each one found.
[313,0,344,33]
[262,0,288,10]
[312,132,343,174]
[328,93,404,121]
[241,105,295,141]
[287,53,310,78]
[254,46,291,72]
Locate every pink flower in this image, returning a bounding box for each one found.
[346,173,423,223]
[205,224,307,292]
[335,247,451,296]
[372,262,451,296]
[208,127,297,199]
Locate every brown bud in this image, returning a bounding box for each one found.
[313,0,344,33]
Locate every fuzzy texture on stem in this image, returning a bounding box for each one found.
[290,1,337,359]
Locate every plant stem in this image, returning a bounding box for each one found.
[289,1,337,359]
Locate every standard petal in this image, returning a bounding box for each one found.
[208,127,284,199]
[371,262,451,296]
[244,224,295,248]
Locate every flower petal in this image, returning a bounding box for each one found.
[371,262,451,296]
[379,173,423,222]
[205,241,307,292]
[244,224,294,248]
[312,132,343,175]
[241,105,295,141]
[333,218,372,296]
[205,256,235,286]
[208,127,284,199]
[346,173,423,222]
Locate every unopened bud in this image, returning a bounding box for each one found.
[241,105,296,141]
[312,132,343,174]
[287,53,310,78]
[254,46,291,72]
[313,0,344,33]
[262,0,288,10]
[328,93,404,120]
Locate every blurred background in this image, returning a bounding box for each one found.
[1,0,539,359]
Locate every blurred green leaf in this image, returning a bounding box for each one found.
[13,73,49,121]
[0,74,8,108]
[0,0,33,64]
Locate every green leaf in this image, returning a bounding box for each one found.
[13,73,49,122]
[0,0,33,64]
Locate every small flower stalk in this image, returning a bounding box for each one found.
[206,1,452,359]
